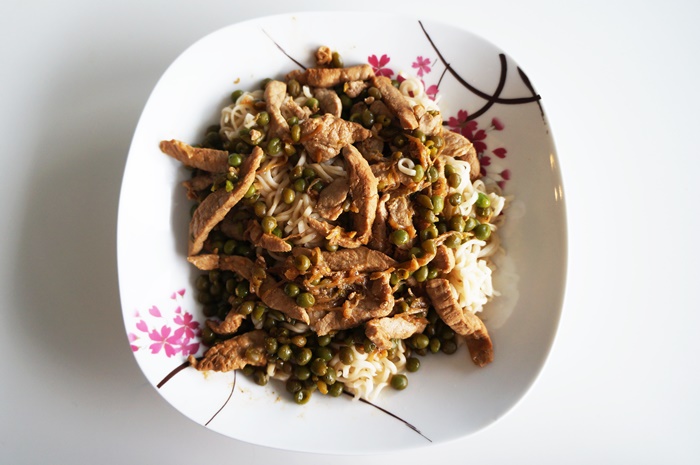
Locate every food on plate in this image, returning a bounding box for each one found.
[159,46,508,403]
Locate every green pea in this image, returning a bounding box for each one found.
[282,187,296,205]
[238,302,256,318]
[377,114,391,126]
[195,275,209,291]
[264,337,278,354]
[224,180,234,192]
[361,109,375,128]
[253,201,267,218]
[294,254,311,272]
[422,239,436,255]
[277,344,293,361]
[243,184,257,199]
[390,374,408,390]
[230,89,244,102]
[251,304,266,322]
[412,334,430,350]
[235,282,249,298]
[305,97,319,110]
[444,233,462,249]
[416,194,433,210]
[449,193,462,206]
[294,389,312,405]
[412,128,427,143]
[476,193,491,208]
[322,368,337,385]
[413,165,425,183]
[286,378,303,394]
[448,172,462,189]
[295,348,313,366]
[291,165,304,180]
[235,242,252,257]
[410,247,422,258]
[390,229,410,247]
[284,282,300,298]
[310,358,328,377]
[393,134,407,147]
[294,365,311,380]
[317,335,332,347]
[256,111,270,127]
[291,124,301,143]
[328,382,344,397]
[427,268,439,279]
[339,346,355,365]
[225,278,238,294]
[286,116,299,126]
[477,206,493,219]
[420,225,439,241]
[429,337,441,353]
[293,178,307,193]
[200,326,216,346]
[414,266,429,283]
[444,164,456,177]
[340,94,353,108]
[267,137,282,156]
[450,215,466,232]
[315,346,333,362]
[331,51,344,68]
[426,166,439,183]
[228,153,242,167]
[261,216,277,234]
[465,217,479,231]
[367,86,382,100]
[406,357,420,372]
[474,223,491,241]
[431,195,444,215]
[287,79,301,97]
[324,240,339,252]
[442,340,458,355]
[296,292,315,308]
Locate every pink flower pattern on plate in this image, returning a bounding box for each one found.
[130,289,201,357]
[368,54,394,78]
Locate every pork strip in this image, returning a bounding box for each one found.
[431,245,456,274]
[368,193,391,254]
[299,113,372,162]
[160,140,229,173]
[265,80,290,140]
[321,246,396,273]
[365,313,428,350]
[314,87,343,117]
[370,75,418,130]
[441,129,480,180]
[206,311,245,336]
[188,329,267,372]
[245,220,292,253]
[424,278,493,366]
[188,147,263,255]
[343,144,378,244]
[304,64,374,88]
[315,176,350,221]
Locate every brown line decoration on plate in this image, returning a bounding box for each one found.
[261,28,308,70]
[343,392,432,442]
[418,19,542,117]
[205,371,237,427]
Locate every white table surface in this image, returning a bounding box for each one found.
[1,1,698,463]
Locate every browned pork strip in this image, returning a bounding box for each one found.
[356,136,384,162]
[206,311,245,336]
[315,177,349,221]
[370,75,418,130]
[386,195,415,232]
[258,277,310,324]
[308,217,362,249]
[368,193,391,254]
[414,105,443,137]
[182,173,216,200]
[321,246,396,272]
[311,273,394,335]
[343,144,378,244]
[299,114,372,162]
[188,329,267,372]
[314,88,342,117]
[188,147,263,255]
[265,80,291,140]
[245,220,292,253]
[304,64,374,88]
[424,278,493,366]
[343,80,367,98]
[442,129,480,180]
[365,313,428,350]
[160,139,229,173]
[431,245,455,274]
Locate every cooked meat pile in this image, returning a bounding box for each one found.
[160,46,497,402]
